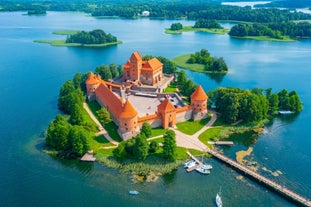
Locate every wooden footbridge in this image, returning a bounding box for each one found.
[204,148,311,207]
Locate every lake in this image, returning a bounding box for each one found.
[0,11,310,207]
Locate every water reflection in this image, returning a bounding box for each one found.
[162,169,177,185]
[206,73,226,84]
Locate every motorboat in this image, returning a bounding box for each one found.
[184,160,197,168]
[129,190,139,195]
[195,165,210,174]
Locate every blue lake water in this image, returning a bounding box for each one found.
[0,12,311,207]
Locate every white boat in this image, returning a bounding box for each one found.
[202,163,213,170]
[195,165,210,174]
[184,160,197,169]
[129,190,139,195]
[216,187,223,207]
[278,110,293,115]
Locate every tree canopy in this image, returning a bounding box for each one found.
[163,130,177,161]
[170,23,183,30]
[193,19,223,29]
[66,29,118,44]
[211,87,303,124]
[187,49,228,72]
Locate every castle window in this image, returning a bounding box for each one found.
[126,127,128,131]
[197,104,199,107]
[124,123,127,126]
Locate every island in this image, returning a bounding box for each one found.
[229,22,311,42]
[165,20,229,34]
[35,29,122,47]
[45,51,303,179]
[172,49,228,73]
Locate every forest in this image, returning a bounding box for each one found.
[1,1,311,23]
[229,22,311,39]
[209,87,303,124]
[66,29,118,45]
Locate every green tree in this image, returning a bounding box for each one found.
[97,107,111,124]
[269,93,279,114]
[170,22,183,30]
[163,130,177,161]
[149,141,159,153]
[113,142,126,160]
[177,70,187,88]
[73,72,82,89]
[69,104,85,125]
[58,80,75,113]
[58,80,84,114]
[68,125,90,156]
[46,115,71,150]
[288,90,303,112]
[133,134,149,160]
[141,122,152,138]
[278,89,290,110]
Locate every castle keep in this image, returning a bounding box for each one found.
[86,52,208,140]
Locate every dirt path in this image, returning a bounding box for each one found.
[83,103,119,146]
[173,110,217,151]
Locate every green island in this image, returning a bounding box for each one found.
[35,29,122,47]
[172,49,228,73]
[44,52,303,181]
[165,20,229,35]
[165,25,229,35]
[228,22,311,42]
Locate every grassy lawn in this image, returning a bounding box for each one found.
[198,127,224,146]
[164,82,177,93]
[165,26,229,35]
[34,39,122,47]
[87,101,122,142]
[176,116,211,135]
[87,135,115,152]
[172,54,228,73]
[52,30,80,35]
[150,127,167,137]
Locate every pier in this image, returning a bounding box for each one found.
[205,148,311,207]
[80,151,96,162]
[186,151,203,172]
[208,141,234,146]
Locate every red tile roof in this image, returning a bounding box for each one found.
[191,85,208,101]
[148,58,163,70]
[157,99,175,112]
[124,60,131,69]
[119,100,138,118]
[130,51,142,61]
[86,72,100,85]
[95,84,123,118]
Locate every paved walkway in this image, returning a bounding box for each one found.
[83,103,119,146]
[173,110,217,151]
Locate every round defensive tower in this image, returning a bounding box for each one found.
[118,100,139,140]
[190,85,208,120]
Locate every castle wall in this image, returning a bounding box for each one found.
[176,108,193,122]
[95,95,120,126]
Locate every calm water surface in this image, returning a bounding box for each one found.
[0,12,310,207]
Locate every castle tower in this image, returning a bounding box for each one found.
[118,100,139,140]
[157,99,176,129]
[86,72,100,101]
[123,51,142,81]
[190,85,208,120]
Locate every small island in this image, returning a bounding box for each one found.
[165,19,229,34]
[35,29,122,47]
[44,51,303,180]
[229,22,311,42]
[172,49,228,73]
